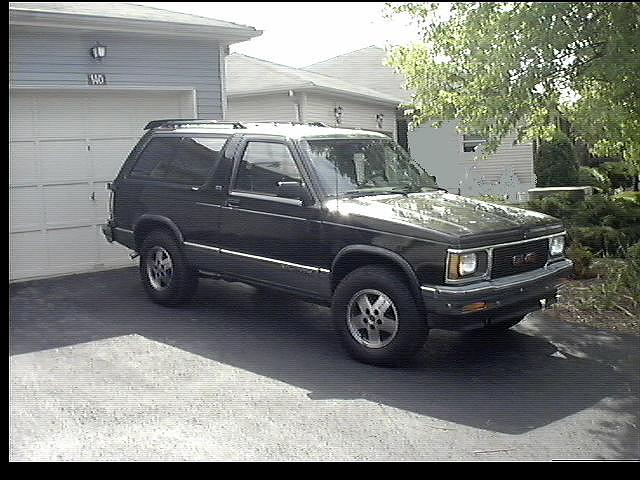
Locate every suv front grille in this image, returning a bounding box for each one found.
[491,239,549,279]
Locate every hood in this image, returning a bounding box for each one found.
[324,191,563,244]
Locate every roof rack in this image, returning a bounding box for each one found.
[144,119,246,130]
[242,121,331,127]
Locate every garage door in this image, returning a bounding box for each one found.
[9,88,194,281]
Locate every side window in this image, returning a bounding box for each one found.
[168,137,228,185]
[130,137,180,178]
[234,141,301,196]
[130,136,228,186]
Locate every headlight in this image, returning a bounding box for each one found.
[447,251,482,280]
[549,235,565,256]
[458,253,477,275]
[447,250,489,282]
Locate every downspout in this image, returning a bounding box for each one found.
[219,44,229,120]
[289,90,307,123]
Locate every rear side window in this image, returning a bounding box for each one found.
[234,141,301,195]
[130,137,179,178]
[130,136,228,186]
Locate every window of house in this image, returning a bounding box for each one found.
[462,133,486,153]
[234,142,301,196]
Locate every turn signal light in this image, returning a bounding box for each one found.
[462,301,489,313]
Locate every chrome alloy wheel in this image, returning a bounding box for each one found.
[346,289,399,349]
[146,246,174,291]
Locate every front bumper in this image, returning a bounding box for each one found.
[421,259,573,331]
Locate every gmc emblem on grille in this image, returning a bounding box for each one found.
[512,252,538,266]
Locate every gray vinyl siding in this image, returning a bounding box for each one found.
[409,121,534,194]
[226,91,397,139]
[304,92,397,139]
[9,25,223,118]
[463,131,535,186]
[227,93,298,122]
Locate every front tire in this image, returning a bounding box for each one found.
[332,265,428,366]
[139,230,198,306]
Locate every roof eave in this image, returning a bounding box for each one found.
[228,85,402,106]
[9,9,262,44]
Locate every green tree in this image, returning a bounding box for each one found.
[534,133,579,187]
[386,2,640,188]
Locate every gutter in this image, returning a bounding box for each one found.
[9,10,262,43]
[228,85,402,107]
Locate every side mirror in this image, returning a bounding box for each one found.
[277,181,312,205]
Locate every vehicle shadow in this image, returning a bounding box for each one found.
[9,267,639,436]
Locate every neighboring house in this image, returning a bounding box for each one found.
[9,2,261,281]
[225,53,402,140]
[304,46,535,199]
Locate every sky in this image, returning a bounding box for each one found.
[134,2,426,68]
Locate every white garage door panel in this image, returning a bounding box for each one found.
[9,95,35,139]
[36,93,89,138]
[46,226,99,274]
[10,231,48,280]
[87,95,141,136]
[43,183,95,227]
[98,227,133,265]
[9,88,193,281]
[10,141,39,183]
[10,186,42,231]
[90,137,138,181]
[39,139,90,183]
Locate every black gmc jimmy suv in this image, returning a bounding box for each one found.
[102,119,572,366]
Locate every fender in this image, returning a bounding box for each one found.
[133,214,184,248]
[331,244,423,301]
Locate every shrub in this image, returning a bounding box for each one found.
[568,226,629,257]
[618,243,640,301]
[527,193,578,219]
[534,133,580,187]
[528,193,640,256]
[577,166,611,191]
[615,191,640,205]
[566,243,595,279]
[598,162,636,190]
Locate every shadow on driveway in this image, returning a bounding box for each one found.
[9,267,640,440]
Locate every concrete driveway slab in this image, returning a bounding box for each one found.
[9,267,640,461]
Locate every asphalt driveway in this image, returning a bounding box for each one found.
[9,267,640,461]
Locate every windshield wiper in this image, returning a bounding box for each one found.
[388,184,423,196]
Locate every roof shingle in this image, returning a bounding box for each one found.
[226,53,402,105]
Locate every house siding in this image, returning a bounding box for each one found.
[463,131,535,186]
[9,25,223,118]
[304,92,397,139]
[227,93,298,122]
[409,121,534,196]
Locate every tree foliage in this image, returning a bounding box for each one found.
[534,133,579,187]
[386,2,640,173]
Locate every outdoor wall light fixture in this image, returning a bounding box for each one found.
[90,42,107,60]
[376,113,384,129]
[334,105,343,124]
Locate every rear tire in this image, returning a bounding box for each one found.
[332,265,428,367]
[139,230,198,306]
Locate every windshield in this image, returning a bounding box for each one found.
[301,137,440,198]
